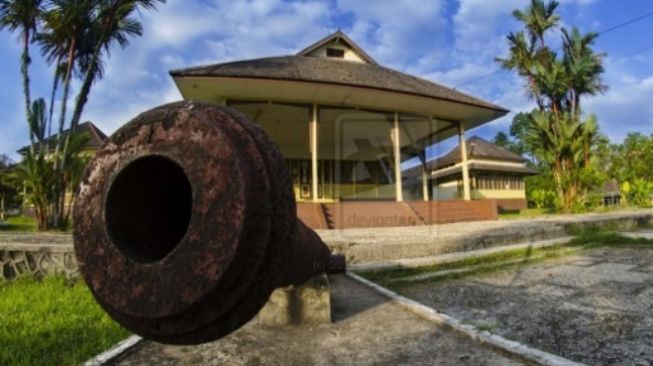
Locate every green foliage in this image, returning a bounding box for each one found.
[491,131,524,156]
[497,0,608,213]
[2,0,165,230]
[529,189,554,209]
[0,215,36,231]
[0,155,20,215]
[608,133,653,183]
[0,276,129,366]
[629,179,653,208]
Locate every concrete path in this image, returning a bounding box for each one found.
[398,246,653,366]
[113,275,526,366]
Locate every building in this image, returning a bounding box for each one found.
[17,121,108,156]
[600,179,622,207]
[17,121,107,214]
[405,136,537,212]
[169,31,509,228]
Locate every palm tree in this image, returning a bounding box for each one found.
[38,0,94,155]
[561,27,607,117]
[513,0,561,49]
[38,0,96,228]
[13,98,52,229]
[69,0,166,134]
[496,31,543,108]
[0,0,43,139]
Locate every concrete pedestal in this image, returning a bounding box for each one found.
[256,274,331,326]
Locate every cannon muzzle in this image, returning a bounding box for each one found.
[73,101,345,345]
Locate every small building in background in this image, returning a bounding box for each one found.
[17,121,108,156]
[600,179,622,207]
[405,136,537,212]
[17,121,107,214]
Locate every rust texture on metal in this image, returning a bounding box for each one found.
[73,101,345,345]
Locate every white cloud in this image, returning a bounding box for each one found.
[585,76,653,141]
[72,0,335,137]
[336,0,446,67]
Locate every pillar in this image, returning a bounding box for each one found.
[311,104,319,202]
[392,112,403,202]
[459,122,471,201]
[422,168,429,201]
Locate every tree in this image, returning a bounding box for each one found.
[512,0,560,48]
[0,155,18,221]
[491,131,523,156]
[2,0,165,229]
[0,0,43,141]
[497,0,608,212]
[69,0,165,134]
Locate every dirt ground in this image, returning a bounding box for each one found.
[114,275,525,366]
[398,246,653,366]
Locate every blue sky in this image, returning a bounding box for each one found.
[1,0,653,161]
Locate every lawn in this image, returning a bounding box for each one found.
[498,208,551,220]
[0,277,130,366]
[0,215,37,231]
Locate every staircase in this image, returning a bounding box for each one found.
[296,203,328,230]
[322,204,335,229]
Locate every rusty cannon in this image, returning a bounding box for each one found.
[73,101,346,345]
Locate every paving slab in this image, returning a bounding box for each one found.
[398,246,653,366]
[113,275,526,366]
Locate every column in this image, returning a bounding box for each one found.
[422,167,429,201]
[311,103,319,202]
[392,112,403,202]
[459,122,471,201]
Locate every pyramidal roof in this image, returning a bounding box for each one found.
[430,136,526,169]
[296,30,378,65]
[170,31,509,118]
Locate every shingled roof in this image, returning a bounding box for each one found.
[403,136,536,179]
[18,121,107,153]
[429,136,526,169]
[170,51,507,114]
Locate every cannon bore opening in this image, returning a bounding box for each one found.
[105,155,193,263]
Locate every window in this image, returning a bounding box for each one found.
[326,47,345,58]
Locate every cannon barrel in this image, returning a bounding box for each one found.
[73,101,345,345]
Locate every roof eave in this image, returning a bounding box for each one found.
[170,73,510,118]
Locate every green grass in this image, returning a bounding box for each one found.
[498,208,552,220]
[358,231,653,289]
[0,216,37,232]
[0,277,130,366]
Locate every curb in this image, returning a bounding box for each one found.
[351,236,575,272]
[83,335,142,366]
[347,272,586,366]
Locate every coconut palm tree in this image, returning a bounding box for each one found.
[69,0,166,134]
[0,0,43,141]
[38,0,95,155]
[513,0,561,49]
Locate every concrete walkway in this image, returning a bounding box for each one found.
[113,275,526,366]
[398,245,653,366]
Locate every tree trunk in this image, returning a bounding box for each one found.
[21,31,32,144]
[70,0,126,133]
[51,39,76,229]
[47,57,62,149]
